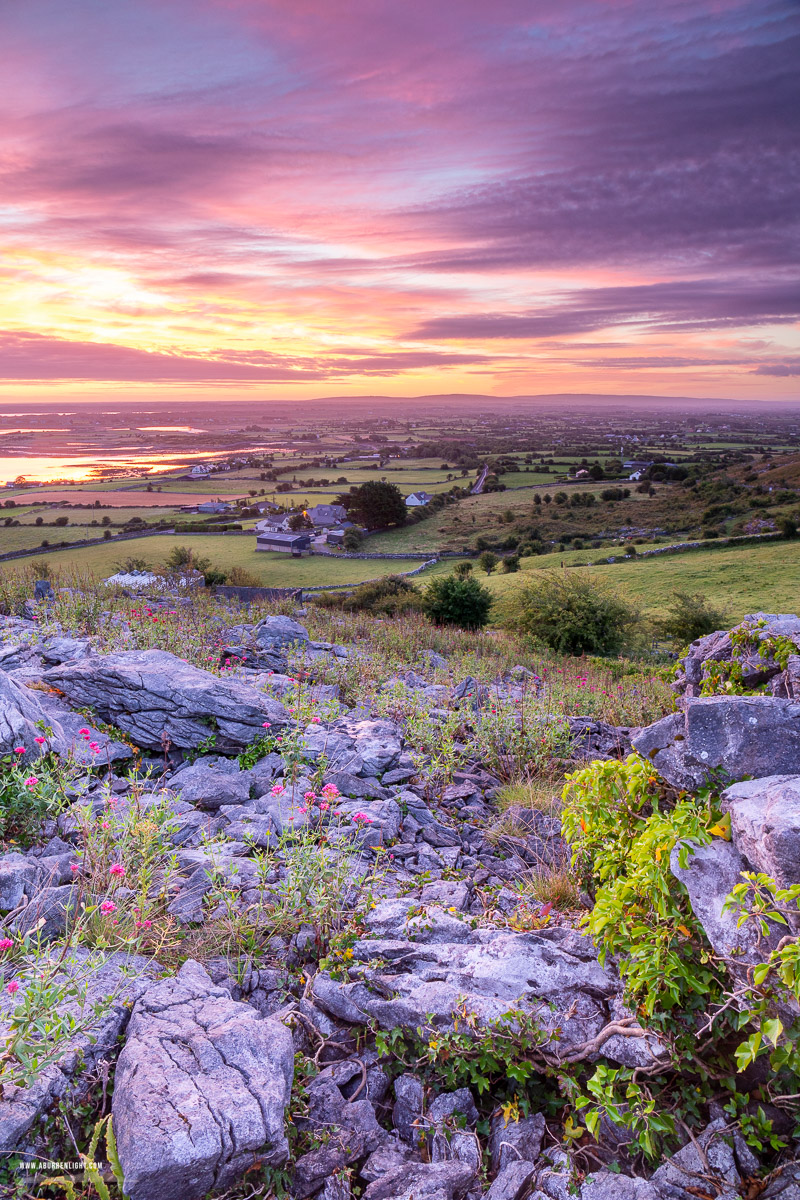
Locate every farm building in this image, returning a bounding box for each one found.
[305,503,347,528]
[405,491,433,507]
[255,531,312,555]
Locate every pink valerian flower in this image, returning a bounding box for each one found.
[109,864,125,877]
[34,736,47,745]
[78,728,90,738]
[13,747,25,755]
[23,777,38,788]
[6,980,19,995]
[70,863,80,873]
[88,742,100,753]
[100,900,116,915]
[352,813,374,824]
[303,790,317,802]
[262,722,271,729]
[270,784,285,796]
[101,821,110,830]
[311,716,320,724]
[319,802,330,812]
[0,938,13,952]
[321,784,340,799]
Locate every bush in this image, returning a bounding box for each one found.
[477,550,499,575]
[453,560,473,578]
[656,591,728,646]
[343,575,422,615]
[226,566,263,587]
[423,575,493,630]
[778,516,798,539]
[510,570,639,656]
[501,554,520,573]
[342,527,363,551]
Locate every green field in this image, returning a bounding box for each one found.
[0,534,456,589]
[483,539,800,621]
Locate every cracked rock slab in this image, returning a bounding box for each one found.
[113,959,293,1200]
[43,648,289,752]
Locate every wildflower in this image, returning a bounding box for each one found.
[101,821,110,829]
[319,801,329,811]
[13,747,25,755]
[109,864,125,877]
[144,919,152,929]
[352,813,374,824]
[70,863,80,873]
[100,900,116,915]
[34,736,47,745]
[262,722,271,729]
[303,790,316,801]
[270,783,285,796]
[6,980,19,996]
[311,716,320,723]
[88,742,100,753]
[79,728,90,738]
[0,938,13,952]
[321,783,340,799]
[24,776,38,788]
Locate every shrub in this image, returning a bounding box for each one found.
[656,591,728,646]
[778,515,798,539]
[477,550,499,575]
[342,527,363,551]
[164,545,211,573]
[423,575,493,630]
[510,570,639,656]
[343,574,422,615]
[453,560,473,578]
[226,565,263,587]
[501,554,520,573]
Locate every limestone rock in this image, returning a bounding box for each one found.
[633,697,800,791]
[721,774,800,888]
[43,648,289,752]
[113,959,293,1200]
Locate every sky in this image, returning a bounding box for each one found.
[0,0,798,404]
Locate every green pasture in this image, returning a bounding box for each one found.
[482,538,800,622]
[0,534,457,589]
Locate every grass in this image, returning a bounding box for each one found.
[4,534,458,588]
[483,536,800,620]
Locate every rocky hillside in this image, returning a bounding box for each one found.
[0,596,798,1200]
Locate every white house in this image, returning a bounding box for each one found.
[405,491,433,507]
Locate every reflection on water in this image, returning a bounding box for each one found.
[138,425,207,433]
[0,445,269,484]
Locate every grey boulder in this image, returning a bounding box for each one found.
[650,1118,740,1198]
[0,672,50,758]
[170,757,252,810]
[633,697,800,791]
[721,774,800,889]
[362,1161,477,1200]
[254,615,310,650]
[43,648,289,752]
[113,959,293,1200]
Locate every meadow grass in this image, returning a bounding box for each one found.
[484,537,800,620]
[0,535,458,587]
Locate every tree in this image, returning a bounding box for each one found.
[512,571,638,656]
[477,551,499,575]
[502,554,520,573]
[337,481,406,530]
[778,516,798,539]
[342,527,363,551]
[454,561,473,578]
[657,592,728,646]
[288,512,311,531]
[423,575,493,631]
[588,463,605,481]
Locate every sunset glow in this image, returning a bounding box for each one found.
[0,0,798,402]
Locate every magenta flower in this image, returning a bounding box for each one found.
[78,728,90,738]
[109,864,125,877]
[0,938,13,952]
[303,790,316,801]
[352,813,374,824]
[13,747,25,755]
[321,784,340,799]
[70,863,80,873]
[270,783,285,796]
[100,900,116,915]
[262,722,271,729]
[23,776,38,788]
[34,736,46,745]
[6,980,19,995]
